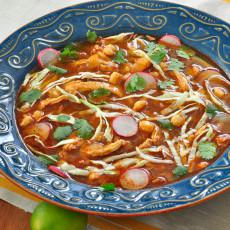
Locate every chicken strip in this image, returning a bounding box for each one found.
[80,140,125,157]
[63,81,123,97]
[62,137,84,151]
[38,95,67,110]
[20,115,33,127]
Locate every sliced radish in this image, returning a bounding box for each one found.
[124,72,156,92]
[112,115,138,137]
[48,165,69,178]
[120,168,150,190]
[37,48,60,68]
[159,34,181,48]
[25,122,52,141]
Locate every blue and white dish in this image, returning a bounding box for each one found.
[0,0,229,216]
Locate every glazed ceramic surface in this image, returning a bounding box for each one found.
[0,0,229,216]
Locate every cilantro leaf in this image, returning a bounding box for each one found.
[176,50,190,59]
[157,119,173,130]
[149,45,167,64]
[145,42,167,64]
[206,103,219,118]
[47,65,68,74]
[168,58,184,72]
[60,44,77,59]
[87,30,97,43]
[57,115,71,122]
[180,45,196,57]
[198,141,217,160]
[73,119,94,139]
[113,50,127,64]
[38,155,59,165]
[145,42,156,55]
[158,80,174,90]
[53,126,72,141]
[101,183,115,191]
[173,166,188,178]
[149,49,167,64]
[126,74,146,93]
[89,88,111,98]
[20,89,41,104]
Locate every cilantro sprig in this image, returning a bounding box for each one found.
[87,30,97,43]
[150,48,167,64]
[57,115,71,122]
[198,142,217,160]
[206,103,219,118]
[173,166,188,178]
[145,42,167,64]
[53,117,94,141]
[60,44,77,59]
[179,45,196,57]
[73,119,94,139]
[176,50,190,59]
[157,119,173,130]
[126,74,146,93]
[89,88,110,98]
[113,50,127,64]
[168,58,184,72]
[53,126,73,141]
[20,89,41,104]
[101,183,115,192]
[158,80,174,90]
[145,42,156,55]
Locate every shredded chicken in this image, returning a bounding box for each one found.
[131,57,151,72]
[20,115,33,127]
[38,95,67,110]
[104,32,133,43]
[63,81,123,97]
[215,134,230,148]
[62,138,84,151]
[139,138,153,149]
[114,158,139,169]
[172,71,190,92]
[151,124,164,145]
[80,140,126,157]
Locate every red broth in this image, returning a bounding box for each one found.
[16,33,230,190]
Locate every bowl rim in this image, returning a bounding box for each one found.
[0,169,229,217]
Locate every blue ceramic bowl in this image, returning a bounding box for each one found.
[0,0,229,216]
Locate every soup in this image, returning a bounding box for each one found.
[16,32,230,190]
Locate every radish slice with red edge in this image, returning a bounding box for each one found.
[112,115,138,137]
[25,122,52,142]
[124,72,156,92]
[38,48,60,68]
[48,165,69,178]
[120,168,150,190]
[159,34,181,48]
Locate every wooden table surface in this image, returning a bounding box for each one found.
[1,192,230,230]
[0,200,30,230]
